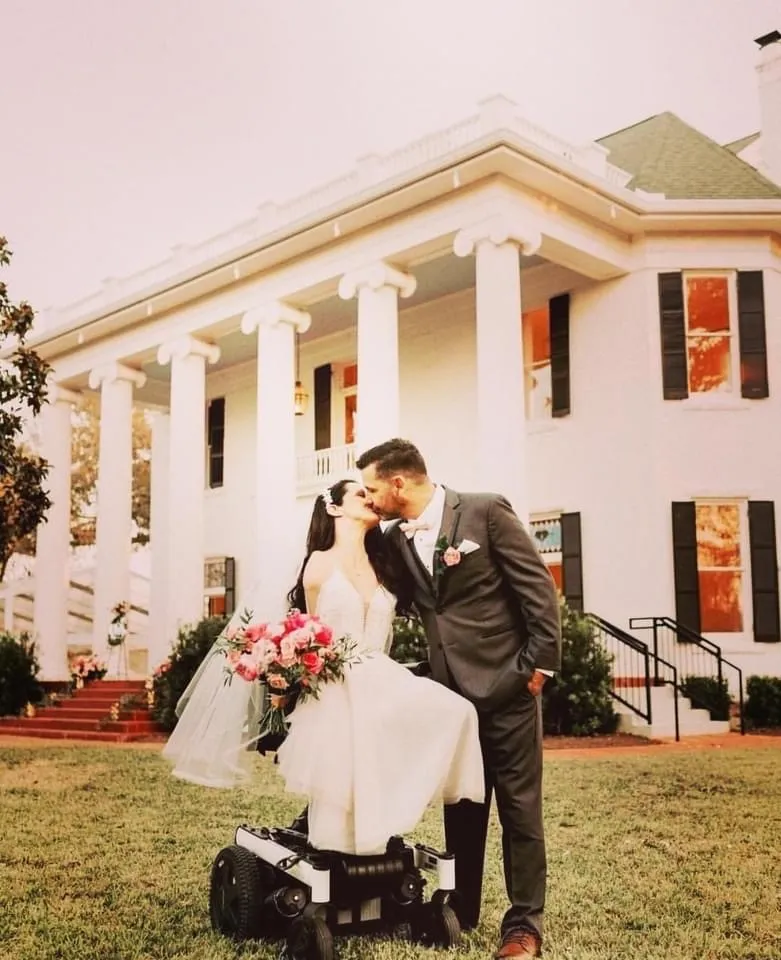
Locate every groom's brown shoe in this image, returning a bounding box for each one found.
[495,928,542,958]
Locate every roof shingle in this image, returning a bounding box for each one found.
[597,112,781,200]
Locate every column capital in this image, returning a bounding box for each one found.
[241,301,312,336]
[157,335,220,367]
[88,362,147,391]
[453,215,542,259]
[338,262,417,301]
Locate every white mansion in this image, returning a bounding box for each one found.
[3,32,781,690]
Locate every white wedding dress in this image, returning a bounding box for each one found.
[162,570,485,855]
[276,570,485,854]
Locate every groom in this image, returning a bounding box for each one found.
[357,439,561,960]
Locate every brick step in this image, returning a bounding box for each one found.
[34,707,151,721]
[613,677,666,688]
[76,681,147,693]
[0,725,152,743]
[69,691,148,704]
[0,716,156,733]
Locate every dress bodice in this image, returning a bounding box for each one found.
[315,570,396,655]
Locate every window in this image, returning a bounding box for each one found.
[343,363,357,444]
[203,557,235,617]
[530,515,562,591]
[695,502,745,632]
[207,397,225,488]
[684,274,735,394]
[523,306,552,419]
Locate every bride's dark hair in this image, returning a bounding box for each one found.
[287,479,410,614]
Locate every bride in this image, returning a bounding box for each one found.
[163,478,485,855]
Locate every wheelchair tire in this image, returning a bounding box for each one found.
[286,915,334,960]
[209,845,264,941]
[415,901,461,948]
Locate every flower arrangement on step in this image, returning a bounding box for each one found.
[70,655,108,684]
[107,601,130,647]
[216,608,359,748]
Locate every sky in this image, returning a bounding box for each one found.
[1,0,778,313]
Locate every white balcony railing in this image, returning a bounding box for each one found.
[297,444,357,496]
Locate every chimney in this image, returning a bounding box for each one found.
[755,30,781,186]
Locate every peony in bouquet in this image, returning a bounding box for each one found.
[216,608,359,741]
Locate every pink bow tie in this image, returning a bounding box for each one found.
[399,519,432,538]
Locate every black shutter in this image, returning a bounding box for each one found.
[224,557,236,617]
[560,512,583,612]
[207,397,225,488]
[748,501,780,643]
[314,364,332,450]
[658,273,688,400]
[550,293,571,417]
[737,271,769,399]
[672,502,700,632]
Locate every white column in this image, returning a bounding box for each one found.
[147,409,170,668]
[33,384,80,680]
[157,336,220,637]
[242,302,311,621]
[88,363,146,652]
[454,216,542,523]
[338,262,416,453]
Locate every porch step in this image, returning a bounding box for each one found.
[0,679,162,743]
[614,683,730,739]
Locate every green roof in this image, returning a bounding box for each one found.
[723,131,760,155]
[597,112,781,200]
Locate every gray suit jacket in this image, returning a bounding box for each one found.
[388,488,561,712]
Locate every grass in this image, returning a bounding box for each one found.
[0,743,780,960]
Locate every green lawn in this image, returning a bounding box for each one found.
[0,742,779,960]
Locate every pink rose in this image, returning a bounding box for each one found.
[301,651,324,675]
[443,547,461,567]
[243,624,266,644]
[313,625,333,647]
[267,673,289,690]
[235,660,259,682]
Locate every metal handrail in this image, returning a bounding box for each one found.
[590,614,681,741]
[629,616,744,735]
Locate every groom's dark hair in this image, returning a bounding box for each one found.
[356,438,428,479]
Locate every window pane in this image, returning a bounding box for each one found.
[344,393,357,444]
[526,363,552,418]
[523,307,550,364]
[546,561,563,592]
[696,503,741,567]
[686,276,730,334]
[688,335,731,393]
[699,570,743,632]
[343,364,358,389]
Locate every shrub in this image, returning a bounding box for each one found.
[389,614,428,664]
[542,601,618,737]
[745,676,781,730]
[680,676,732,721]
[151,616,229,732]
[0,632,44,716]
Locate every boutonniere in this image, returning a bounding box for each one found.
[433,534,462,577]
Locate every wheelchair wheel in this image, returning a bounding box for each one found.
[415,901,461,948]
[286,915,334,960]
[209,845,264,941]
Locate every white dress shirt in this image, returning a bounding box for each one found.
[404,484,553,679]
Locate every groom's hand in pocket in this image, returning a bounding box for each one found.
[527,670,547,697]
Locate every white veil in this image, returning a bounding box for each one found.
[161,584,269,788]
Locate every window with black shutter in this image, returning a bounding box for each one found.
[748,501,780,643]
[550,294,571,417]
[207,397,225,488]
[737,271,770,399]
[560,511,583,612]
[659,273,688,399]
[314,364,332,450]
[671,501,700,632]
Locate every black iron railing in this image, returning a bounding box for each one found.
[588,614,681,741]
[629,616,744,735]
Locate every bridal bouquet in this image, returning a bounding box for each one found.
[216,609,359,741]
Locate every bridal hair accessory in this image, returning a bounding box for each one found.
[320,487,334,508]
